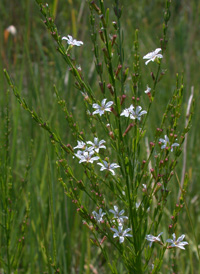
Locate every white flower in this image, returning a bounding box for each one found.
[75,150,99,163]
[110,226,132,243]
[6,25,17,36]
[86,138,106,153]
[130,106,147,120]
[144,85,151,94]
[97,160,120,175]
[136,202,141,209]
[92,208,106,223]
[62,35,83,46]
[109,206,128,225]
[121,105,147,121]
[142,184,147,190]
[73,140,87,150]
[159,135,179,152]
[145,232,163,247]
[166,233,188,250]
[143,48,163,65]
[120,104,134,117]
[92,99,113,116]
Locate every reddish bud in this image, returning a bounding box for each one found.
[120,94,126,105]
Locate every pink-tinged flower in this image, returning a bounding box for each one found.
[92,99,113,116]
[110,226,132,243]
[166,233,188,250]
[62,35,83,46]
[143,48,163,65]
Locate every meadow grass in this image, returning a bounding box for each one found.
[1,0,200,273]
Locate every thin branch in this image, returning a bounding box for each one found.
[178,86,194,200]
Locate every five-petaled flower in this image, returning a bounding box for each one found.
[159,135,179,152]
[110,226,132,243]
[97,160,120,175]
[121,105,147,121]
[86,138,106,153]
[145,232,163,247]
[92,208,106,223]
[75,150,99,163]
[62,35,83,46]
[109,206,128,226]
[92,99,113,116]
[143,48,163,65]
[166,233,188,250]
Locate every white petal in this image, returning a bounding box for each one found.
[143,52,153,59]
[136,106,142,113]
[171,234,176,242]
[164,135,169,142]
[105,101,114,107]
[119,209,125,215]
[176,244,185,250]
[124,233,132,238]
[110,227,118,233]
[172,143,179,147]
[177,234,185,242]
[123,228,132,234]
[101,98,107,106]
[92,103,100,109]
[62,36,68,41]
[130,114,136,120]
[145,59,152,65]
[156,53,163,59]
[139,110,147,116]
[109,169,116,175]
[110,163,120,169]
[166,239,174,244]
[154,48,162,54]
[119,236,125,243]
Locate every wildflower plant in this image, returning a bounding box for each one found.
[4,0,194,273]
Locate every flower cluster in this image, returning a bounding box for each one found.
[92,206,132,244]
[120,105,147,121]
[159,135,179,152]
[73,138,120,175]
[146,232,188,250]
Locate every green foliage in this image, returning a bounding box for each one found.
[1,0,200,273]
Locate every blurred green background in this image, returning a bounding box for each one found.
[0,0,200,273]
